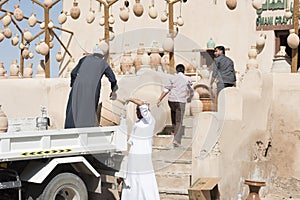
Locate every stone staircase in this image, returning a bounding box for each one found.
[153,116,194,200]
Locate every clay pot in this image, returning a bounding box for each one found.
[49,41,54,49]
[247,46,259,70]
[177,16,184,26]
[161,52,169,72]
[58,11,67,24]
[256,33,266,50]
[149,5,158,19]
[0,31,4,42]
[0,105,8,133]
[134,47,145,71]
[200,98,214,112]
[35,60,45,78]
[22,47,30,59]
[40,22,45,29]
[284,9,292,20]
[70,1,81,20]
[226,0,237,10]
[14,5,24,21]
[19,42,25,50]
[67,58,76,76]
[3,27,12,38]
[39,42,50,55]
[23,63,33,78]
[252,0,262,10]
[0,63,7,78]
[11,34,19,46]
[108,14,115,24]
[28,13,37,27]
[150,49,161,70]
[287,29,299,49]
[119,7,129,22]
[48,20,54,29]
[56,51,63,62]
[190,92,203,115]
[44,0,52,7]
[9,60,19,78]
[162,35,174,52]
[86,10,95,24]
[160,11,168,22]
[120,51,134,74]
[99,16,105,26]
[29,51,34,59]
[24,29,33,42]
[2,13,12,26]
[141,51,150,66]
[133,0,144,17]
[35,43,41,54]
[98,40,109,55]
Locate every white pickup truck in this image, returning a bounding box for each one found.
[0,116,127,200]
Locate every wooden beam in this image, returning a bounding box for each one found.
[291,0,299,73]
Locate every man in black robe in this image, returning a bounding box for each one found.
[64,49,118,128]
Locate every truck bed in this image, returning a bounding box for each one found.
[0,124,127,162]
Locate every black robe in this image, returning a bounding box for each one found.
[64,54,117,128]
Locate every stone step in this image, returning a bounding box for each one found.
[153,135,193,148]
[154,160,192,175]
[160,193,189,200]
[156,174,191,192]
[152,147,192,162]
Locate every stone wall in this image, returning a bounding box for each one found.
[192,70,300,199]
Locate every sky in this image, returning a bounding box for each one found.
[0,0,63,77]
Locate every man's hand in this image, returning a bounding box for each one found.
[110,92,117,100]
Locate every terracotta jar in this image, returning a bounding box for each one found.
[133,0,144,17]
[9,60,19,78]
[44,0,52,7]
[22,47,30,59]
[39,42,50,56]
[108,14,115,24]
[149,5,158,19]
[23,63,33,78]
[0,31,4,42]
[163,35,174,52]
[36,60,45,78]
[177,16,184,26]
[2,12,12,26]
[70,1,81,20]
[161,52,169,73]
[4,27,12,38]
[284,9,292,20]
[141,51,150,66]
[28,13,37,27]
[134,47,145,71]
[226,0,237,10]
[29,51,34,59]
[86,10,95,24]
[190,92,203,115]
[287,29,299,49]
[13,5,24,21]
[119,7,129,22]
[56,51,63,62]
[24,28,33,42]
[120,51,133,74]
[246,46,258,70]
[0,105,8,133]
[0,62,7,78]
[11,34,19,46]
[256,33,266,50]
[99,16,105,26]
[252,0,262,10]
[161,11,168,22]
[58,11,67,24]
[150,48,161,70]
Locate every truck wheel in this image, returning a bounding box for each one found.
[40,172,88,200]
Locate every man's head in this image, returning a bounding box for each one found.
[93,45,104,55]
[176,64,185,73]
[214,46,225,57]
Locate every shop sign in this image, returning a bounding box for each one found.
[256,0,293,30]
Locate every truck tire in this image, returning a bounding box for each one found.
[40,172,88,200]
